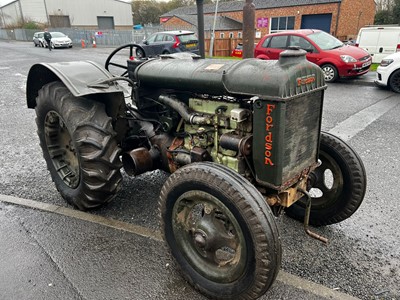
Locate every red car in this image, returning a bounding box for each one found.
[254,29,372,82]
[231,43,243,58]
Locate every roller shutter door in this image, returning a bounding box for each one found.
[301,14,332,33]
[97,17,115,30]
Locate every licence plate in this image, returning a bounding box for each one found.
[185,43,196,48]
[362,61,371,68]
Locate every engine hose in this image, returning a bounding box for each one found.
[158,95,212,125]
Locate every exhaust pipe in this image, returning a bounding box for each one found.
[122,147,159,176]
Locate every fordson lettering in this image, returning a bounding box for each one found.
[265,104,275,166]
[297,74,316,86]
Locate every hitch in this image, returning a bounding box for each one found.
[299,188,329,244]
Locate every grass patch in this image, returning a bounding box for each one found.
[370,63,379,71]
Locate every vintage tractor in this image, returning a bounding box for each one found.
[26,45,366,300]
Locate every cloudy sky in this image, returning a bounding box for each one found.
[0,0,133,6]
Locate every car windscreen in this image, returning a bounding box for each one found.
[307,31,343,50]
[51,32,67,38]
[178,34,198,43]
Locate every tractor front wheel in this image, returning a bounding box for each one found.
[159,162,281,299]
[286,131,367,225]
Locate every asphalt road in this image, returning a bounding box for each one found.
[0,40,399,300]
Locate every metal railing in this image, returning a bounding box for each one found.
[0,25,197,47]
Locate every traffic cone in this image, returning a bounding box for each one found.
[81,39,85,48]
[93,38,96,48]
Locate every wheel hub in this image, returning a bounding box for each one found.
[193,230,207,249]
[172,191,247,283]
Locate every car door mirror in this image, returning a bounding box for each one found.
[143,40,149,45]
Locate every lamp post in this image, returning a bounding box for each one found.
[196,0,205,58]
[242,0,255,59]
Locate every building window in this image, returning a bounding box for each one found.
[220,32,225,38]
[229,32,234,38]
[270,16,295,33]
[238,32,242,38]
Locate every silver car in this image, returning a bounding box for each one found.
[33,31,44,47]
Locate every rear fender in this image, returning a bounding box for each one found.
[26,60,125,109]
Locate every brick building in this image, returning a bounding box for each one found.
[161,0,376,41]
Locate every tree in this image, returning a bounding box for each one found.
[374,0,400,24]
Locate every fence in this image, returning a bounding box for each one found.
[0,26,257,57]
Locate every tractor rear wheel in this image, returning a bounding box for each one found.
[35,81,122,210]
[159,162,281,299]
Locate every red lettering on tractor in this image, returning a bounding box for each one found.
[264,104,275,166]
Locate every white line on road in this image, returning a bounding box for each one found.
[0,194,359,300]
[328,95,400,142]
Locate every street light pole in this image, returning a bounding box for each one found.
[242,0,255,59]
[196,0,205,58]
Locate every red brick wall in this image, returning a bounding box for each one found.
[162,1,376,42]
[337,0,376,40]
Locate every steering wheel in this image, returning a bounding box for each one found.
[105,43,146,77]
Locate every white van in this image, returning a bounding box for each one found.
[355,25,400,63]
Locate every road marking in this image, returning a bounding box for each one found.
[0,194,359,300]
[328,95,400,142]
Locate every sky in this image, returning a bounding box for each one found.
[0,0,133,6]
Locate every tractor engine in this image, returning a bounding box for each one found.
[122,49,326,208]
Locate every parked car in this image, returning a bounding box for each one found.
[136,30,199,58]
[46,32,73,49]
[355,26,400,63]
[254,29,372,82]
[231,43,243,58]
[33,31,44,47]
[375,52,400,93]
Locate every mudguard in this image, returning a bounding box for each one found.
[26,60,124,108]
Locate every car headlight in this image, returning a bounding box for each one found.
[380,59,394,67]
[340,55,357,63]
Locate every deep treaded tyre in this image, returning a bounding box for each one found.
[286,131,367,226]
[35,81,122,210]
[159,162,281,300]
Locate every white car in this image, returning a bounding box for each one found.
[375,52,400,93]
[48,32,73,49]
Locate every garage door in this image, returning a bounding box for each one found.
[97,17,115,30]
[301,14,332,33]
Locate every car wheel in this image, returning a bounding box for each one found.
[162,50,170,55]
[51,42,55,49]
[388,69,400,93]
[136,48,145,58]
[321,64,338,83]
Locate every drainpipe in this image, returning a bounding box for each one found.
[209,0,219,57]
[43,0,50,26]
[334,1,341,37]
[18,0,24,24]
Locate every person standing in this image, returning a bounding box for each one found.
[43,28,52,51]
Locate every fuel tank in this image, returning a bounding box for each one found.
[133,49,326,99]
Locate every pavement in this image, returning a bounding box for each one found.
[337,71,377,87]
[0,194,360,300]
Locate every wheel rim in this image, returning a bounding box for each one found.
[322,66,335,81]
[172,190,247,283]
[44,111,80,188]
[306,151,343,209]
[390,71,400,93]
